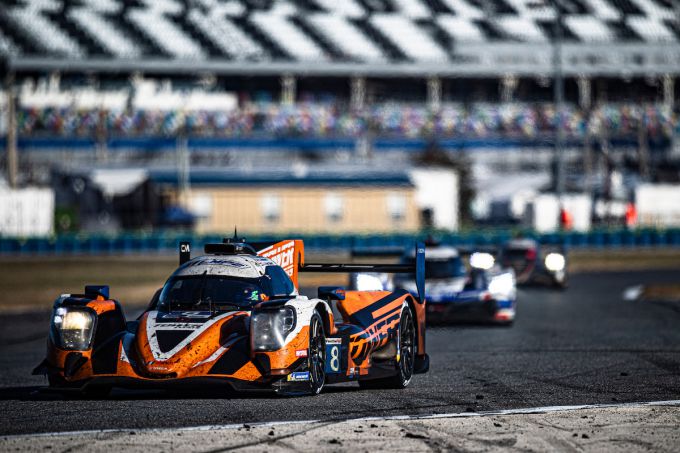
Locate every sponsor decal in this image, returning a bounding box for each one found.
[287,371,310,382]
[260,241,296,278]
[295,349,308,358]
[146,311,236,361]
[158,311,211,321]
[153,323,204,331]
[326,344,340,373]
[186,258,250,269]
[326,338,342,345]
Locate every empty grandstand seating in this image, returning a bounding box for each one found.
[370,14,449,61]
[307,14,385,61]
[8,3,84,57]
[250,12,326,61]
[186,10,265,60]
[564,15,617,41]
[127,7,205,59]
[496,16,549,42]
[437,15,486,42]
[0,30,18,56]
[0,0,677,61]
[69,8,141,58]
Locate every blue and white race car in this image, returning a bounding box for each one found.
[351,245,517,325]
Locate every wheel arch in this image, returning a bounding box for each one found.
[314,301,333,335]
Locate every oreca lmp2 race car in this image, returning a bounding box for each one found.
[499,238,568,289]
[351,244,517,325]
[33,238,428,397]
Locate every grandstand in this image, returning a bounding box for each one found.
[0,0,679,234]
[0,0,678,75]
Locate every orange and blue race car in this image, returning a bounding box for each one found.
[33,237,428,396]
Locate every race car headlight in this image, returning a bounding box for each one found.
[251,307,296,352]
[544,253,566,272]
[52,307,96,350]
[470,252,495,270]
[355,273,386,291]
[488,273,515,296]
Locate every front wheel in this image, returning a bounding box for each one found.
[308,312,326,395]
[359,305,416,389]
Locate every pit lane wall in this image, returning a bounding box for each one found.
[1,228,680,256]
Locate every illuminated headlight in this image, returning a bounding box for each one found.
[251,307,297,351]
[488,273,515,296]
[544,253,566,272]
[355,273,386,291]
[470,252,495,270]
[52,307,96,350]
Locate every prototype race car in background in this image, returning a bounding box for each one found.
[499,238,568,289]
[34,238,428,397]
[351,244,517,325]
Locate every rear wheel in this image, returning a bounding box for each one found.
[359,306,416,389]
[308,312,326,395]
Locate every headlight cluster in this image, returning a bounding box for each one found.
[488,273,515,296]
[52,307,96,350]
[544,253,566,272]
[251,307,296,351]
[470,252,495,270]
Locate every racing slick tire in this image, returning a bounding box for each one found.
[359,305,416,390]
[308,311,326,395]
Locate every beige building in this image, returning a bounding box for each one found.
[159,171,420,234]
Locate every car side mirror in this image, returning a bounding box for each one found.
[318,286,346,301]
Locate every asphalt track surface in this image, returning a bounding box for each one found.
[0,270,678,436]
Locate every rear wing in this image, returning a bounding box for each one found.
[304,242,426,304]
[350,246,405,259]
[253,240,426,302]
[455,245,499,257]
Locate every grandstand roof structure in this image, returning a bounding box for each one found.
[1,0,679,77]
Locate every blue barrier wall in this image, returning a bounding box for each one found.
[1,229,679,255]
[1,135,658,152]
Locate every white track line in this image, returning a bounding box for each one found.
[5,399,680,440]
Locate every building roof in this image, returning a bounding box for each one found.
[149,168,414,188]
